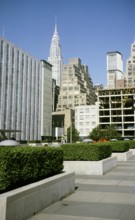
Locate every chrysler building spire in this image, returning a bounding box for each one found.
[48,22,63,86]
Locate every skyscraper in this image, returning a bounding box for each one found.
[0,36,41,140]
[107,51,123,89]
[56,58,96,111]
[0,36,52,141]
[48,24,63,87]
[125,41,135,87]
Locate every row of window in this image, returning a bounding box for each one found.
[77,121,96,126]
[79,128,92,134]
[79,115,96,120]
[76,108,96,113]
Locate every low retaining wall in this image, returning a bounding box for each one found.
[129,149,135,155]
[0,172,75,220]
[112,150,133,161]
[64,157,117,175]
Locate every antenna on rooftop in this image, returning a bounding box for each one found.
[55,16,57,26]
[54,16,58,34]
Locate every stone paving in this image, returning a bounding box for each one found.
[28,156,135,220]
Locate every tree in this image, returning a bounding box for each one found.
[67,125,80,143]
[89,124,121,141]
[104,124,121,140]
[89,125,104,141]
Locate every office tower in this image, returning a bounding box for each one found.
[125,41,135,87]
[41,60,52,140]
[0,36,52,141]
[56,58,96,111]
[48,24,63,87]
[107,51,124,89]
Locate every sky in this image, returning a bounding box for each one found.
[0,0,135,86]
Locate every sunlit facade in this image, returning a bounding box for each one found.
[56,58,96,111]
[125,41,135,87]
[107,51,123,89]
[0,36,52,141]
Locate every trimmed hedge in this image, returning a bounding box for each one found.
[61,143,112,161]
[97,141,129,152]
[0,146,63,193]
[126,140,135,149]
[110,141,129,152]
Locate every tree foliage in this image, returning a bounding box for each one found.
[89,124,121,141]
[67,125,80,143]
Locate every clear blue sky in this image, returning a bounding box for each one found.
[0,0,135,86]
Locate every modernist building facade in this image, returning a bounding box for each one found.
[98,88,135,138]
[107,51,124,89]
[125,41,135,87]
[48,24,63,87]
[0,36,52,141]
[41,60,52,140]
[75,105,99,139]
[56,58,96,111]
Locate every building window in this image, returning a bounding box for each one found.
[85,108,89,113]
[79,129,83,133]
[79,111,84,113]
[80,115,84,120]
[79,122,84,125]
[63,87,67,90]
[69,96,73,99]
[85,128,90,133]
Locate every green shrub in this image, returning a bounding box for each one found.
[20,140,28,144]
[29,140,41,143]
[61,143,111,161]
[0,146,63,193]
[127,140,135,149]
[110,141,129,152]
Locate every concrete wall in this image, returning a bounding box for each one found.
[129,149,135,155]
[64,157,117,175]
[0,172,75,220]
[112,151,133,161]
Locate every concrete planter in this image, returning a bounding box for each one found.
[28,143,37,146]
[0,172,75,220]
[129,149,135,155]
[64,156,117,175]
[112,150,133,161]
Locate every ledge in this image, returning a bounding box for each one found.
[0,172,75,220]
[64,157,117,175]
[129,149,135,155]
[112,150,133,161]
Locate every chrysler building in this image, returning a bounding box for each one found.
[48,24,63,86]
